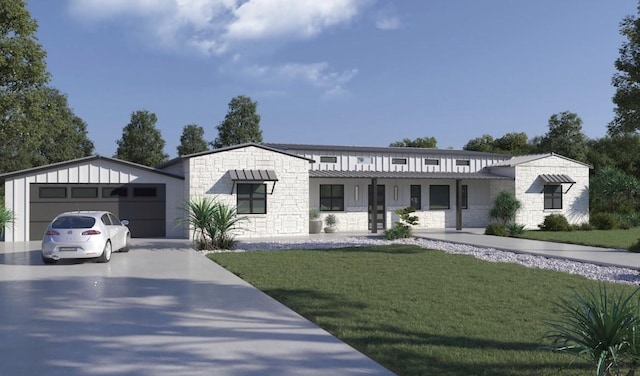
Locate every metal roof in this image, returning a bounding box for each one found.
[265,143,510,158]
[309,170,512,180]
[539,174,575,184]
[490,153,592,168]
[229,169,278,181]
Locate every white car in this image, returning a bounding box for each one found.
[41,211,130,264]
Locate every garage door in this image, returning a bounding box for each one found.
[30,183,166,240]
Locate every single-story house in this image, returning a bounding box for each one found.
[1,142,590,242]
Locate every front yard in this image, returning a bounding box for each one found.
[208,244,638,375]
[519,227,640,249]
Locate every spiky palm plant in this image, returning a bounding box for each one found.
[544,285,640,376]
[206,203,247,250]
[0,205,15,240]
[178,197,219,250]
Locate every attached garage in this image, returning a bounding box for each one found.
[1,155,186,242]
[29,183,166,240]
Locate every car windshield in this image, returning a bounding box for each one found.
[52,216,96,229]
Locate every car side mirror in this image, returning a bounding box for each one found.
[121,220,129,226]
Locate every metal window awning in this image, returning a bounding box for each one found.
[539,174,575,193]
[228,169,278,194]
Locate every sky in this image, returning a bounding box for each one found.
[24,0,638,159]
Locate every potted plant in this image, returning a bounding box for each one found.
[324,214,338,233]
[309,209,323,234]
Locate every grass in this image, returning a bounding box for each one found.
[518,227,640,249]
[208,244,639,376]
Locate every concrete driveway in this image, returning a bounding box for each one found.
[0,239,393,376]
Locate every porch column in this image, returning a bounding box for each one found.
[456,179,462,231]
[371,178,378,233]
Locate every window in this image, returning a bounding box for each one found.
[461,185,468,209]
[103,187,128,198]
[424,159,439,166]
[456,159,470,166]
[320,156,337,163]
[319,184,344,211]
[392,158,407,165]
[357,156,373,164]
[71,187,98,199]
[39,187,66,199]
[237,184,266,214]
[429,185,450,210]
[544,185,562,209]
[410,185,421,210]
[133,187,157,197]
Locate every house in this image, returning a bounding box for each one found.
[0,143,590,242]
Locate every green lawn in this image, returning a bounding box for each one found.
[519,227,640,249]
[208,245,638,376]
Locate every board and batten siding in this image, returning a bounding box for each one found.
[4,159,185,242]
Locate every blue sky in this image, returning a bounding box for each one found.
[25,1,637,158]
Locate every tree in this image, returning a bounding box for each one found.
[463,134,495,152]
[533,111,587,161]
[115,110,168,167]
[177,124,208,156]
[0,0,50,173]
[212,95,263,148]
[489,190,521,225]
[609,2,640,135]
[493,132,531,155]
[389,137,437,148]
[587,134,640,177]
[590,167,640,213]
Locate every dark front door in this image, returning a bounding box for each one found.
[368,185,385,230]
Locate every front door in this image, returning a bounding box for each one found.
[368,185,385,230]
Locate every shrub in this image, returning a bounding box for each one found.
[539,214,571,232]
[629,239,640,253]
[178,197,247,250]
[0,204,15,240]
[590,212,618,230]
[571,222,594,231]
[506,223,525,236]
[489,191,521,225]
[384,207,419,240]
[309,209,320,220]
[485,223,508,237]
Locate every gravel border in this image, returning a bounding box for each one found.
[203,236,640,286]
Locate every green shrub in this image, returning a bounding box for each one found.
[571,222,594,231]
[506,223,525,236]
[485,223,508,237]
[489,191,521,225]
[539,214,571,232]
[629,239,640,253]
[384,207,419,240]
[590,212,618,230]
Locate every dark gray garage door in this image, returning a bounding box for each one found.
[30,183,166,240]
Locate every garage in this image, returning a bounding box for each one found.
[29,183,166,240]
[1,155,186,242]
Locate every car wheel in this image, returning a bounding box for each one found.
[97,241,112,263]
[120,233,130,252]
[42,255,57,265]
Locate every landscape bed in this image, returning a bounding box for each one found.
[208,244,639,375]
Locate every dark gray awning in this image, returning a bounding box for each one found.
[539,174,575,184]
[229,169,278,181]
[228,169,278,194]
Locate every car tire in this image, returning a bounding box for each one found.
[97,241,112,263]
[120,233,130,252]
[42,256,57,265]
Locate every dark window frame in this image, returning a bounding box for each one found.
[39,187,67,199]
[456,159,470,166]
[237,183,267,214]
[410,185,421,210]
[133,187,157,197]
[429,185,450,210]
[461,185,468,209]
[544,184,563,209]
[319,184,344,212]
[320,156,338,163]
[71,187,98,199]
[392,158,407,165]
[424,159,439,166]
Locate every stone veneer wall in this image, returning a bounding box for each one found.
[187,146,310,239]
[513,156,589,228]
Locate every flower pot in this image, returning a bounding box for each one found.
[309,220,323,234]
[324,227,337,233]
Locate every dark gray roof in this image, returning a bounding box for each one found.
[0,155,185,182]
[309,170,512,180]
[265,143,511,159]
[229,169,278,181]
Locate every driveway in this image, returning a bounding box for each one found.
[0,239,393,376]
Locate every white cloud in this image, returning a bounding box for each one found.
[374,3,402,31]
[67,0,373,55]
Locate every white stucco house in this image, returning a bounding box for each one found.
[1,142,590,242]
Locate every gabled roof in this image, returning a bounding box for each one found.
[265,143,511,159]
[158,142,315,169]
[488,153,592,168]
[0,155,185,182]
[310,170,512,180]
